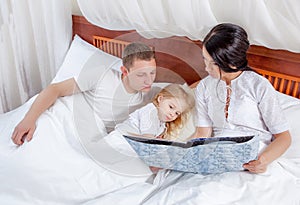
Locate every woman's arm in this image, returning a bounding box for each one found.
[11,78,80,145]
[243,130,291,173]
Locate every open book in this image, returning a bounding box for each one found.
[124,135,259,174]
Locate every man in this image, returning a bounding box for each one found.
[11,42,157,145]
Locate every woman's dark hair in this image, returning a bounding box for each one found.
[203,23,252,73]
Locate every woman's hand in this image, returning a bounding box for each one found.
[243,155,268,173]
[244,131,291,174]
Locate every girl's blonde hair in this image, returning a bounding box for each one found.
[153,84,195,140]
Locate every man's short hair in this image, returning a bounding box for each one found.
[122,42,155,69]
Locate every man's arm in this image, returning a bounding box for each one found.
[11,78,80,145]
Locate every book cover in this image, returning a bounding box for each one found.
[124,135,259,174]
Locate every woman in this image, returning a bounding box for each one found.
[191,23,291,173]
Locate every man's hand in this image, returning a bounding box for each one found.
[11,119,36,146]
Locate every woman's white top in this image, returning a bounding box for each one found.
[194,71,289,144]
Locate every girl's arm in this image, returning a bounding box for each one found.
[243,130,291,173]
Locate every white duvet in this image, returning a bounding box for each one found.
[0,92,300,205]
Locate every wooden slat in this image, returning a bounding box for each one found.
[254,68,300,98]
[286,80,291,95]
[293,83,299,98]
[278,79,284,93]
[273,77,279,90]
[93,36,130,58]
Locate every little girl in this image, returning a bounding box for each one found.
[82,84,195,176]
[116,83,195,141]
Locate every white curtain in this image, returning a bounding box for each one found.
[77,0,300,53]
[0,0,72,113]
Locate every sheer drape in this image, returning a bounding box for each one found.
[0,0,72,113]
[77,0,300,53]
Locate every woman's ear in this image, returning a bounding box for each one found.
[229,64,238,70]
[121,66,129,76]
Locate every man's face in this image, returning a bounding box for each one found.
[123,58,156,93]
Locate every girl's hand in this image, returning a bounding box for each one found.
[243,155,268,173]
[156,134,165,139]
[149,166,162,174]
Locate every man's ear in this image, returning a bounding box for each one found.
[121,66,129,76]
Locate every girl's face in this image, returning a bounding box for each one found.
[157,96,185,122]
[202,46,220,79]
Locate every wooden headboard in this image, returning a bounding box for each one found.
[73,15,300,98]
[254,68,299,98]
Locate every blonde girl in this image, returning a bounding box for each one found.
[117,83,195,141]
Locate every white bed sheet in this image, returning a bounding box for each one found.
[0,92,300,205]
[0,95,152,204]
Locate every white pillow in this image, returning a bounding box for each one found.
[52,35,122,83]
[277,92,300,159]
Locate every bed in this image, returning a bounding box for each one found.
[0,15,300,205]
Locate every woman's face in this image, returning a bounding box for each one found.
[202,46,220,79]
